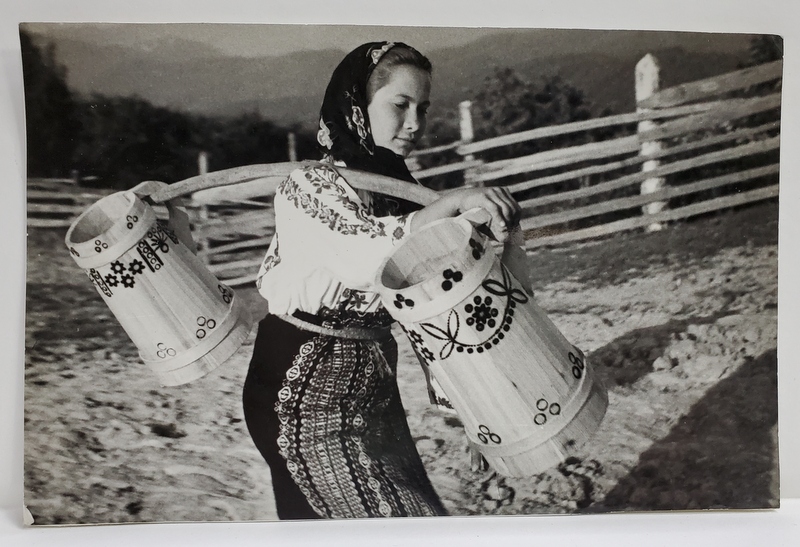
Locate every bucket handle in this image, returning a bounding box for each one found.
[129,180,198,254]
[458,207,534,297]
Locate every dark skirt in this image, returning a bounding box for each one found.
[242,313,447,520]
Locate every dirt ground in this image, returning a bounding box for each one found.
[24,200,779,524]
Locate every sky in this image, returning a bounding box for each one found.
[28,23,525,57]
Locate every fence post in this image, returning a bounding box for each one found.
[459,100,483,187]
[287,132,298,162]
[636,54,667,231]
[195,151,211,265]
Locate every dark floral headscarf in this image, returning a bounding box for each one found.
[317,42,426,215]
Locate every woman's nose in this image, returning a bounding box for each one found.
[404,110,420,133]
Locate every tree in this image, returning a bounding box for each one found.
[20,29,77,178]
[470,68,592,162]
[419,67,594,189]
[71,95,201,188]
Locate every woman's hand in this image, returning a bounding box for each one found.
[455,187,521,240]
[411,186,521,243]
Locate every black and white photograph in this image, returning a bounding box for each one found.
[19,20,784,525]
[4,1,800,545]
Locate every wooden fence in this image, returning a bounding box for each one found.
[27,178,112,228]
[408,56,781,249]
[28,56,782,287]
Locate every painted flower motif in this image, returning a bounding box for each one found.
[104,274,119,287]
[346,290,368,310]
[120,274,135,288]
[128,259,145,275]
[369,42,395,65]
[465,295,499,332]
[110,261,126,274]
[150,231,170,253]
[420,309,461,360]
[351,106,368,140]
[408,330,424,346]
[156,220,180,244]
[317,117,333,149]
[419,347,435,362]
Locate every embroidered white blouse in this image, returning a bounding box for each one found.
[256,164,416,317]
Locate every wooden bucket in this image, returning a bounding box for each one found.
[64,182,252,386]
[376,215,608,477]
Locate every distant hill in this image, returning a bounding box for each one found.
[29,28,756,131]
[425,30,754,115]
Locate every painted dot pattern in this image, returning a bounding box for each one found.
[569,350,586,379]
[156,342,177,359]
[477,424,502,445]
[533,397,562,426]
[469,238,485,260]
[218,284,233,304]
[393,293,415,309]
[196,316,217,339]
[441,268,463,291]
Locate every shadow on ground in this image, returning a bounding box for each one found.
[591,348,778,511]
[587,315,723,388]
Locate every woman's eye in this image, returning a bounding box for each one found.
[393,102,407,110]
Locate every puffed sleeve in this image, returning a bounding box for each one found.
[273,165,416,291]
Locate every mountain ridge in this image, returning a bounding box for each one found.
[28,28,755,129]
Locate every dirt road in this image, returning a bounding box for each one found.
[24,201,778,523]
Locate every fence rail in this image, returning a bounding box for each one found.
[27,181,113,228]
[638,60,783,109]
[28,57,781,286]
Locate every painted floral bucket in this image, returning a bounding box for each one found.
[376,213,608,477]
[64,181,252,386]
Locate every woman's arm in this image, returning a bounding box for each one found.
[410,186,521,242]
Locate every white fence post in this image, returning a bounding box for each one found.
[459,100,483,187]
[195,151,211,264]
[197,151,209,176]
[636,54,667,231]
[287,132,298,162]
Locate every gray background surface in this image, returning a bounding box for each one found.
[2,0,798,545]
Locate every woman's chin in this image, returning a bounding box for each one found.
[392,143,415,158]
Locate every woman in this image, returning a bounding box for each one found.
[243,42,520,520]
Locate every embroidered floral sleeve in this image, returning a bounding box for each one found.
[255,234,280,290]
[273,166,415,290]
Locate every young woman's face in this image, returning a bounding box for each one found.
[367,65,431,158]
